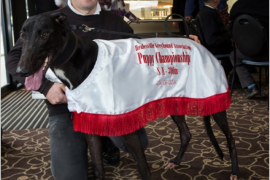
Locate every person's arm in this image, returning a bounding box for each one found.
[184,0,196,20]
[118,14,134,35]
[119,0,140,23]
[189,35,201,44]
[125,12,140,23]
[124,10,139,22]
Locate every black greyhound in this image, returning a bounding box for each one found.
[16,12,239,180]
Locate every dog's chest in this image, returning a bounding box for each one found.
[53,68,74,89]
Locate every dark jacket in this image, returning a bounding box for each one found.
[197,6,232,54]
[185,0,228,17]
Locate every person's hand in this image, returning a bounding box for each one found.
[135,17,141,24]
[46,83,67,104]
[189,34,201,44]
[172,22,179,28]
[185,16,192,22]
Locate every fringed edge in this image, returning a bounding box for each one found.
[73,89,231,136]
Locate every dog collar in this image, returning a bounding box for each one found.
[50,31,78,67]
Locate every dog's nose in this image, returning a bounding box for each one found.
[16,67,31,77]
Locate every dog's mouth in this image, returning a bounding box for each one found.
[25,56,52,90]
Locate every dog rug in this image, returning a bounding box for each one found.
[61,37,231,136]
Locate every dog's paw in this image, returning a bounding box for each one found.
[230,174,239,180]
[164,162,178,169]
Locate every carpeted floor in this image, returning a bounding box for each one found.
[1,82,269,180]
[1,85,269,180]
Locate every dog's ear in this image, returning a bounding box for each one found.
[51,12,72,33]
[51,12,67,26]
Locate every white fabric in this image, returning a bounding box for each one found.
[65,38,228,115]
[31,68,62,99]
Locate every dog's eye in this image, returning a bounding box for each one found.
[20,32,25,40]
[40,32,49,39]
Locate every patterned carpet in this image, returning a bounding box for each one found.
[1,81,269,180]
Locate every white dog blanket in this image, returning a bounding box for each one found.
[63,37,230,136]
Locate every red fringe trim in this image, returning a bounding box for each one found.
[73,89,231,136]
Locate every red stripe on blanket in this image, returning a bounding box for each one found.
[73,89,231,136]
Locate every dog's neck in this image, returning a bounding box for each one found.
[50,32,99,90]
[50,32,78,67]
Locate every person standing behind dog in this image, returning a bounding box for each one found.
[6,0,148,179]
[55,0,140,23]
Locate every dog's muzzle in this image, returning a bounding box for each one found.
[16,66,31,77]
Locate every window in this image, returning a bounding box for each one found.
[1,29,8,88]
[125,0,173,20]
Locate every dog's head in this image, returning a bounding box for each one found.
[16,12,69,90]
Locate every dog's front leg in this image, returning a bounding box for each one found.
[122,130,152,180]
[212,111,240,180]
[165,115,191,169]
[85,134,105,180]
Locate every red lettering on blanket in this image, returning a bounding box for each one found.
[137,53,154,66]
[157,79,177,86]
[155,52,190,65]
[154,43,173,49]
[137,53,143,64]
[173,44,191,50]
[137,52,191,66]
[135,43,155,51]
[157,67,166,76]
[134,43,191,51]
[156,67,166,75]
[157,66,178,76]
[157,67,161,75]
[168,66,178,75]
[162,67,165,75]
